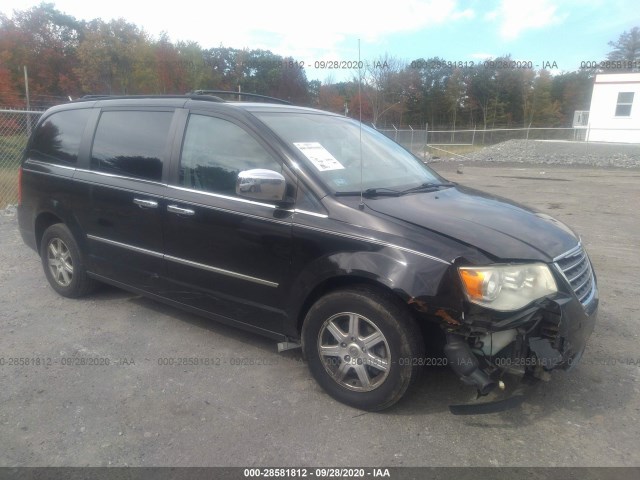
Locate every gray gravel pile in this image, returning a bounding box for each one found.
[431,139,640,168]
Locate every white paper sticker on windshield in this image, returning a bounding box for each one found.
[294,142,344,171]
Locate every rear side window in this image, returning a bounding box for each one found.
[30,109,91,165]
[91,110,173,182]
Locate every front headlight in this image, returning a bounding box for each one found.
[458,263,557,311]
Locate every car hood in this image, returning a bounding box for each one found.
[365,185,578,262]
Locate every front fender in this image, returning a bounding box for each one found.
[285,246,458,336]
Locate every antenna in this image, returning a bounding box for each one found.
[358,39,364,210]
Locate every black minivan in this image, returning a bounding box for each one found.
[17,93,598,411]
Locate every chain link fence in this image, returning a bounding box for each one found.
[376,125,593,158]
[426,127,582,144]
[0,109,43,209]
[376,126,429,156]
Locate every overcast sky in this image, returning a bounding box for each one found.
[1,0,638,81]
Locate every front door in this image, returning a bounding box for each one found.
[161,112,294,335]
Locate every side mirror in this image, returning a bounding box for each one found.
[236,169,288,203]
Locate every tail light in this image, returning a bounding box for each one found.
[17,166,22,206]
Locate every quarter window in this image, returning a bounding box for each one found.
[179,114,281,195]
[615,92,634,117]
[30,109,91,165]
[91,111,173,181]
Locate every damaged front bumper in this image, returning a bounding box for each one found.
[443,287,598,414]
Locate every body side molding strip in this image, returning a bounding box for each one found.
[86,234,278,287]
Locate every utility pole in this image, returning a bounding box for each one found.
[23,66,30,109]
[237,58,243,102]
[24,66,31,136]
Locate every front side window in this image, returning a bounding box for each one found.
[615,92,634,117]
[91,110,174,182]
[30,109,92,165]
[256,112,442,193]
[179,114,281,196]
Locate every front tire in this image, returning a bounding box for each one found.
[40,224,96,298]
[302,286,424,411]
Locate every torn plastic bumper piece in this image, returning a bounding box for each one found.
[443,333,497,396]
[528,336,563,369]
[449,377,538,415]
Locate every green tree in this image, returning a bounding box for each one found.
[307,79,321,106]
[76,18,153,94]
[489,56,535,127]
[0,3,84,106]
[409,57,453,128]
[269,57,309,105]
[606,26,640,69]
[361,54,406,126]
[551,70,594,125]
[176,41,213,91]
[154,32,187,94]
[528,70,562,127]
[317,82,345,113]
[467,63,498,130]
[0,60,22,107]
[444,68,466,130]
[397,66,424,127]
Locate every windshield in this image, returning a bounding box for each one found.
[256,112,444,193]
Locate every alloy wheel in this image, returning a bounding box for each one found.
[47,238,73,287]
[317,312,391,392]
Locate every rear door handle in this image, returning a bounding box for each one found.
[133,198,158,209]
[167,205,195,216]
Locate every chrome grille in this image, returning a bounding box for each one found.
[554,244,596,308]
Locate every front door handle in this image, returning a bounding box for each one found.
[167,205,195,216]
[133,198,158,209]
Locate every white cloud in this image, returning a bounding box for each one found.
[452,8,475,20]
[1,0,475,60]
[484,11,498,21]
[486,0,566,40]
[168,0,477,61]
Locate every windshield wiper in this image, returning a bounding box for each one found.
[335,183,454,198]
[335,187,402,197]
[399,182,455,195]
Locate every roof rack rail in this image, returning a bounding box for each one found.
[189,90,291,105]
[76,94,224,103]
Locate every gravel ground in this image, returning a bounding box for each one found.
[1,162,640,469]
[429,139,640,168]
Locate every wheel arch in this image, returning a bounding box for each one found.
[34,211,64,252]
[295,275,397,335]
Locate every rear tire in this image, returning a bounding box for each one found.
[40,224,96,298]
[302,285,424,411]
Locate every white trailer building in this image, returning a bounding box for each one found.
[585,73,640,143]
